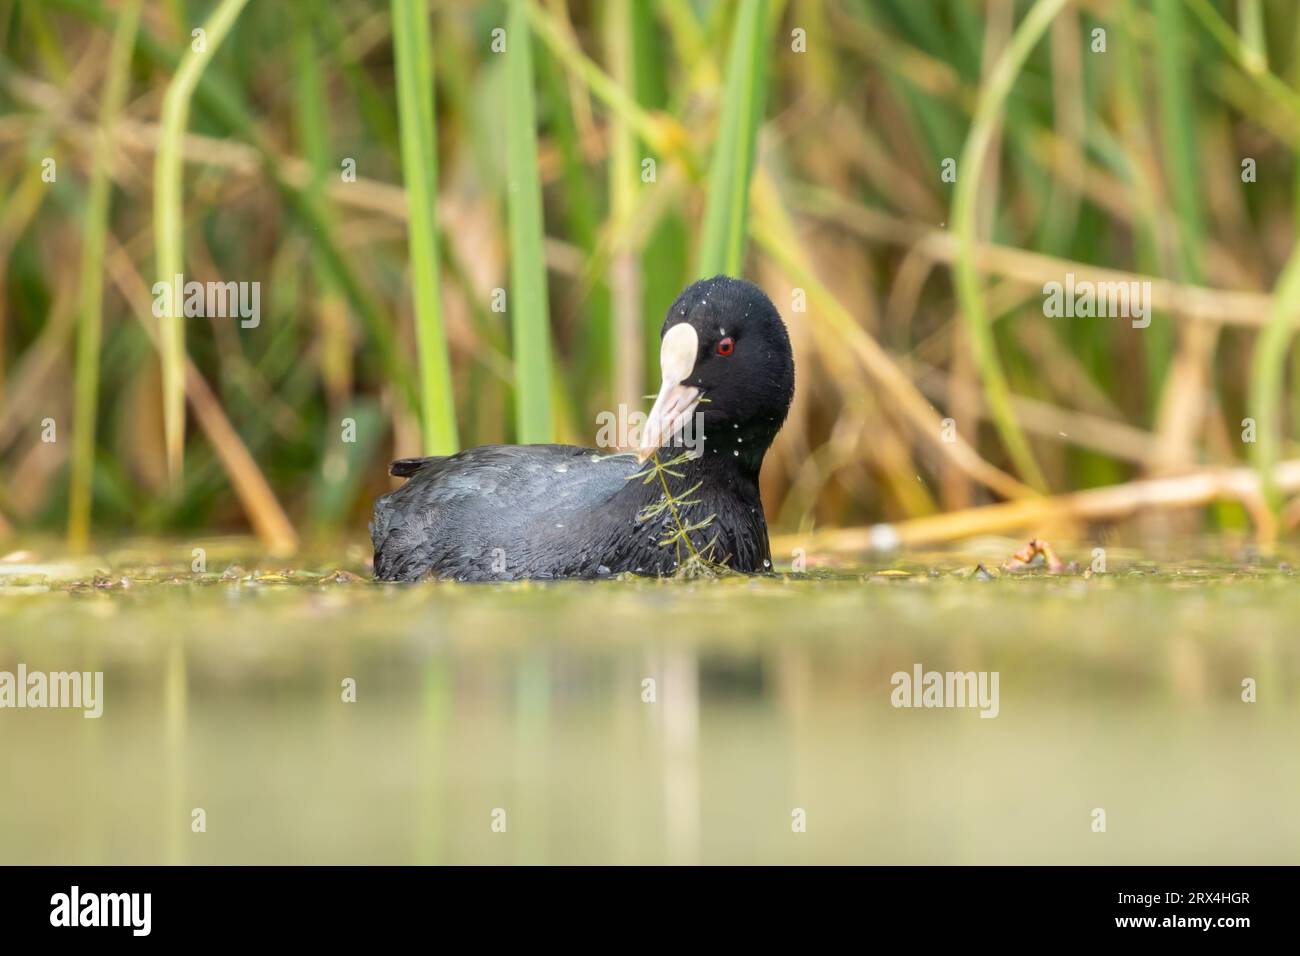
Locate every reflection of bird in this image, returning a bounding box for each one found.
[371,276,795,581]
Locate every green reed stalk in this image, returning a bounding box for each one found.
[507,0,554,443]
[68,0,141,550]
[1248,248,1300,509]
[391,0,459,454]
[154,0,250,483]
[952,0,1066,493]
[606,0,644,404]
[1154,0,1205,285]
[1237,0,1267,74]
[696,0,770,278]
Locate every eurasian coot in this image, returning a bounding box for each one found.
[371,275,795,581]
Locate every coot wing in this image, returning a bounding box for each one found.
[371,444,640,581]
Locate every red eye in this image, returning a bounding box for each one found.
[716,336,734,356]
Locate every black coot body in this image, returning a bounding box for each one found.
[371,276,795,581]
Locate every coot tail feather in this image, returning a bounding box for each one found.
[389,456,440,478]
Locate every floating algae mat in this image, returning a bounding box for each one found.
[0,538,1297,864]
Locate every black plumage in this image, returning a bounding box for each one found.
[371,276,795,581]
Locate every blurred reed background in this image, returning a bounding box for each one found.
[3,0,1300,557]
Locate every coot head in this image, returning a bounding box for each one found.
[639,276,795,467]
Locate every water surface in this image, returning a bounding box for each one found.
[1,537,1296,864]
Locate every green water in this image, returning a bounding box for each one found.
[1,538,1297,864]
